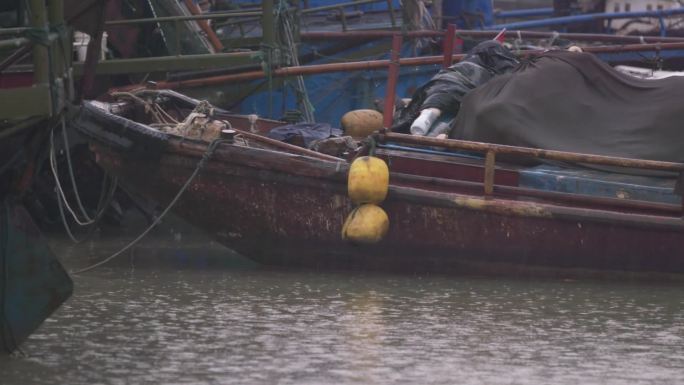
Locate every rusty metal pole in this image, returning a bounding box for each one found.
[114,41,684,91]
[484,151,496,197]
[383,34,403,129]
[442,23,456,68]
[47,0,65,78]
[28,0,49,86]
[262,0,276,49]
[80,1,107,100]
[183,0,225,52]
[261,0,275,117]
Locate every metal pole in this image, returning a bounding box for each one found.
[0,37,31,49]
[183,0,225,52]
[121,41,684,90]
[261,0,276,49]
[299,29,684,43]
[28,0,49,85]
[105,11,264,26]
[442,24,456,68]
[261,0,275,118]
[378,132,684,172]
[383,34,402,129]
[47,0,65,79]
[387,0,396,28]
[80,1,107,100]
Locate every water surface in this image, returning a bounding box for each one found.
[1,235,683,385]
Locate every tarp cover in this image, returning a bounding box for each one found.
[267,123,342,147]
[392,41,518,133]
[451,51,684,169]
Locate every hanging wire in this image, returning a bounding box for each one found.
[71,138,228,274]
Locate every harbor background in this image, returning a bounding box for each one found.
[3,0,684,384]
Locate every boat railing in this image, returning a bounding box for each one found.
[0,0,70,125]
[488,8,684,37]
[105,0,395,34]
[376,131,684,216]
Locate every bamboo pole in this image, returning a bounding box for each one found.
[377,132,684,172]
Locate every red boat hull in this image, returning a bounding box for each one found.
[91,140,684,278]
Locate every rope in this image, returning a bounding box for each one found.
[50,123,94,226]
[60,117,93,222]
[56,188,82,243]
[110,92,166,124]
[56,174,118,244]
[71,138,227,274]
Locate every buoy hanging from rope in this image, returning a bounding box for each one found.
[342,204,389,244]
[347,156,389,205]
[343,154,390,244]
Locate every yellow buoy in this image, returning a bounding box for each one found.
[348,156,389,205]
[341,109,384,138]
[341,204,389,244]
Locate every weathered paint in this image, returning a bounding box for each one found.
[89,139,684,278]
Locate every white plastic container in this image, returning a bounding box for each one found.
[73,31,108,62]
[410,108,442,136]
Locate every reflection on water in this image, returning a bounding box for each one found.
[1,235,684,385]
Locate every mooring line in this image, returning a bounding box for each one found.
[71,139,227,274]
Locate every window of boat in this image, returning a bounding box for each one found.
[647,4,653,11]
[614,3,620,12]
[625,2,631,11]
[657,4,664,10]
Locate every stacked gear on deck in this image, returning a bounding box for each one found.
[451,51,684,174]
[392,41,519,136]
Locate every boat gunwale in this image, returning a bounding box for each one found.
[77,95,684,231]
[92,138,684,232]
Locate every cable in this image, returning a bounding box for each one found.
[60,117,93,223]
[49,125,94,226]
[56,174,118,244]
[71,139,227,274]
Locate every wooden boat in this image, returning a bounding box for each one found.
[74,89,684,278]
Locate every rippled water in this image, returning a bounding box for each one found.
[1,235,684,385]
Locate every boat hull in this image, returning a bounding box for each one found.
[91,141,684,277]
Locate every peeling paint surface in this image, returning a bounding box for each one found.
[93,144,684,275]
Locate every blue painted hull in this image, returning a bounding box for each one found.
[0,201,73,354]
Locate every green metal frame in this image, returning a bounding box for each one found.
[72,52,259,75]
[0,0,70,123]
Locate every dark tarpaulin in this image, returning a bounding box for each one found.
[267,123,342,148]
[392,41,518,133]
[451,51,684,174]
